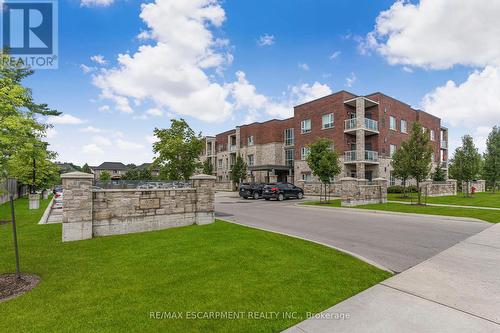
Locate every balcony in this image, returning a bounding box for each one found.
[344,150,379,164]
[344,118,379,135]
[229,145,237,152]
[441,140,447,149]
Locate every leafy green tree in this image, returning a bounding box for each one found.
[202,158,214,175]
[138,168,152,180]
[122,168,139,180]
[81,163,92,174]
[152,119,204,180]
[483,126,500,192]
[231,154,247,185]
[432,162,447,182]
[450,135,482,197]
[99,171,111,182]
[391,145,412,198]
[306,138,341,203]
[406,122,433,204]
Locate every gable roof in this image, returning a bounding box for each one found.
[92,162,129,170]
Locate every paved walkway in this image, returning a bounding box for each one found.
[283,223,500,333]
[389,200,500,211]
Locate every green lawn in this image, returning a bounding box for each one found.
[302,200,500,223]
[388,192,500,209]
[0,197,390,333]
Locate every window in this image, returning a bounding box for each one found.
[247,136,254,146]
[390,172,396,186]
[284,128,294,146]
[247,154,254,166]
[218,159,223,168]
[301,147,310,160]
[390,144,397,157]
[301,119,311,134]
[401,120,407,133]
[389,116,397,130]
[285,149,294,167]
[302,173,312,181]
[322,113,334,129]
[430,129,435,141]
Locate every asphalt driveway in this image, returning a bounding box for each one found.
[215,193,489,272]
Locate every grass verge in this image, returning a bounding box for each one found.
[0,197,390,333]
[387,192,500,209]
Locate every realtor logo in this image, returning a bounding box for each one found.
[1,0,58,69]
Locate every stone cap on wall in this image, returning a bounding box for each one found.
[373,178,388,181]
[61,171,94,179]
[340,177,357,181]
[190,174,217,180]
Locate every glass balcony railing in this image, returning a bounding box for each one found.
[441,140,447,149]
[344,150,379,163]
[344,118,378,132]
[229,145,237,152]
[344,150,356,162]
[365,150,378,162]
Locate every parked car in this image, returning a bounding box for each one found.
[262,183,304,201]
[239,183,265,199]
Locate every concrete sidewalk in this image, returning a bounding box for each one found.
[283,223,500,332]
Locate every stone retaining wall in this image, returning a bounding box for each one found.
[215,181,234,191]
[340,178,387,207]
[463,180,486,193]
[295,180,342,197]
[61,172,215,242]
[420,180,457,197]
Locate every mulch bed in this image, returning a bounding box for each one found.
[0,273,41,302]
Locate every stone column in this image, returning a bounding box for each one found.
[340,177,358,207]
[61,171,94,242]
[190,174,216,225]
[355,98,366,179]
[373,178,388,203]
[446,179,457,196]
[28,193,40,209]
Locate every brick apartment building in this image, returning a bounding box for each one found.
[201,91,448,185]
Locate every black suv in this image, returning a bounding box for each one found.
[262,183,304,201]
[239,183,265,199]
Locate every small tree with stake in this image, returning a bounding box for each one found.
[231,154,247,188]
[406,122,433,205]
[391,145,412,198]
[306,138,341,203]
[449,135,481,197]
[202,158,214,175]
[483,126,500,193]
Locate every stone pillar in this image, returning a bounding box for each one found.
[340,177,358,207]
[373,178,388,203]
[446,179,457,196]
[42,189,49,200]
[28,193,40,209]
[190,174,216,225]
[355,98,366,179]
[61,171,94,242]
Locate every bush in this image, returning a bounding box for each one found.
[387,185,418,194]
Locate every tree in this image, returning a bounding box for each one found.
[152,119,204,180]
[122,168,139,180]
[391,145,412,198]
[432,162,447,182]
[138,168,152,180]
[81,163,92,174]
[306,138,341,203]
[483,126,500,192]
[202,158,214,175]
[99,171,111,182]
[406,122,433,204]
[450,135,481,197]
[231,154,247,185]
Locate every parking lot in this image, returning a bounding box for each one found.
[215,192,489,273]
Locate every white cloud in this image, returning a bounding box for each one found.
[116,138,144,151]
[145,108,163,117]
[298,63,309,71]
[146,135,159,144]
[49,114,85,125]
[82,144,104,155]
[98,105,110,113]
[345,72,356,87]
[46,127,58,139]
[402,66,413,73]
[79,126,103,133]
[421,66,500,133]
[362,0,500,69]
[93,0,232,122]
[257,34,275,46]
[80,64,95,74]
[81,0,114,7]
[90,55,107,65]
[329,51,341,60]
[92,135,112,146]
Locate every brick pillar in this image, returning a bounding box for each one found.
[340,177,358,207]
[190,174,216,225]
[373,178,388,203]
[355,98,365,179]
[61,171,94,242]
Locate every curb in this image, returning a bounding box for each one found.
[38,197,54,225]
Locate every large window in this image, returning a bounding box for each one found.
[218,159,223,168]
[430,129,435,141]
[301,119,311,134]
[390,144,397,157]
[301,172,312,181]
[322,113,334,129]
[301,147,310,160]
[284,128,294,146]
[285,149,294,167]
[247,136,254,146]
[247,154,254,166]
[389,116,397,130]
[400,119,407,133]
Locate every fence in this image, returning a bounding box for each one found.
[0,179,29,205]
[419,180,457,197]
[61,172,216,242]
[340,178,388,207]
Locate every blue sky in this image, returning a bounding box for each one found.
[20,0,500,165]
